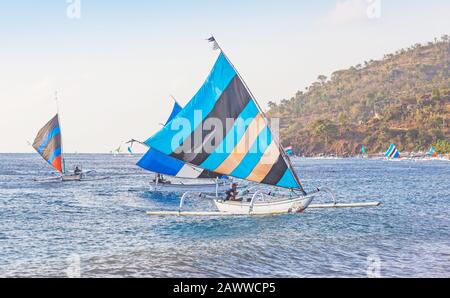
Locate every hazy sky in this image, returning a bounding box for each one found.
[1,0,449,153]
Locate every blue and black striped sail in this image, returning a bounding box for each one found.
[384,144,400,159]
[145,53,303,190]
[32,114,63,173]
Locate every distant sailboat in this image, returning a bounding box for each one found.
[130,100,229,193]
[32,95,103,182]
[113,145,122,156]
[32,113,90,182]
[285,146,294,156]
[427,147,438,158]
[127,146,133,155]
[32,114,65,174]
[384,144,401,159]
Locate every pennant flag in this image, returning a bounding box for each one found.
[145,52,303,190]
[32,114,63,173]
[207,36,220,51]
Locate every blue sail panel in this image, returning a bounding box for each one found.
[144,53,237,155]
[137,148,184,177]
[385,144,400,159]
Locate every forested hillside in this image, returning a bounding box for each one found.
[268,36,450,156]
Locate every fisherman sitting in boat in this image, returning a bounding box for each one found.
[74,166,82,176]
[153,174,170,184]
[225,183,241,201]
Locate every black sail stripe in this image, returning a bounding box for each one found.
[32,115,62,162]
[260,156,288,186]
[171,75,251,165]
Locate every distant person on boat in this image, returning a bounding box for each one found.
[225,183,241,201]
[74,166,82,176]
[153,174,169,184]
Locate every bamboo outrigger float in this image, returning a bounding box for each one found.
[146,188,381,217]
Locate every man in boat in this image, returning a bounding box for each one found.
[153,173,170,184]
[74,166,82,176]
[225,183,241,201]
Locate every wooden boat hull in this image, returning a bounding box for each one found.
[62,174,82,182]
[213,195,315,215]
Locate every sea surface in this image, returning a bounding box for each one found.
[0,153,449,277]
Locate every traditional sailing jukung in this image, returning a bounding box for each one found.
[32,95,103,182]
[427,147,438,158]
[128,99,230,194]
[384,144,401,159]
[145,37,381,216]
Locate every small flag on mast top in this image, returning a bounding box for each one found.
[207,36,220,51]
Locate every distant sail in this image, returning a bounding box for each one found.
[361,145,366,155]
[145,52,303,190]
[137,101,225,179]
[427,147,438,157]
[285,146,294,156]
[384,144,400,159]
[127,146,133,154]
[32,114,64,173]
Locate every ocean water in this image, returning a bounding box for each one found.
[0,153,449,277]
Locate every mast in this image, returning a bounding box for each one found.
[55,91,66,175]
[209,36,306,194]
[170,94,180,106]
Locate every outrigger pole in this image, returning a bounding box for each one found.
[208,35,307,195]
[126,139,148,148]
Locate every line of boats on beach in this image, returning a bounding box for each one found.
[32,37,449,216]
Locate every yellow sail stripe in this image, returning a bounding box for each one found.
[246,141,280,182]
[214,113,266,175]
